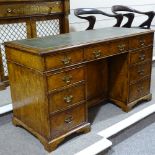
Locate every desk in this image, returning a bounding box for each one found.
[5,27,154,152]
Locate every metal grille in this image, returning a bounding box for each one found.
[36,19,60,37]
[0,23,27,76]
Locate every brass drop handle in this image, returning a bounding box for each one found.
[93,50,101,58]
[139,54,145,61]
[7,8,12,13]
[64,116,73,124]
[118,44,126,52]
[138,69,145,75]
[61,56,71,65]
[139,39,145,46]
[64,95,73,103]
[62,75,72,84]
[137,86,144,93]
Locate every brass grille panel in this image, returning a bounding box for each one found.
[0,23,27,76]
[36,19,60,37]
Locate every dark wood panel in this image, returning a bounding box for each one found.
[108,53,129,103]
[86,60,108,107]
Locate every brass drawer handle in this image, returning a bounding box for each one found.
[64,95,73,103]
[93,50,101,58]
[137,86,144,93]
[138,70,145,76]
[139,39,145,46]
[118,44,126,52]
[7,8,12,13]
[64,116,73,124]
[62,75,72,84]
[61,56,71,65]
[138,69,145,76]
[139,54,145,61]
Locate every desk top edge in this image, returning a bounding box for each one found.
[4,27,154,55]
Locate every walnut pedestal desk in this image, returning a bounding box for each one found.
[5,27,154,152]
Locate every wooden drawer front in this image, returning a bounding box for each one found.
[129,47,152,64]
[129,61,151,83]
[129,33,153,50]
[110,39,129,54]
[84,43,109,61]
[50,104,85,138]
[129,77,150,102]
[45,49,83,70]
[47,66,85,91]
[49,84,85,113]
[0,2,63,18]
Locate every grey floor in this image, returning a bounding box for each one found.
[0,67,154,155]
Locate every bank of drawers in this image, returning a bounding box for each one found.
[0,1,63,18]
[46,49,86,137]
[128,33,153,103]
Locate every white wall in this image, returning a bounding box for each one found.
[69,0,155,32]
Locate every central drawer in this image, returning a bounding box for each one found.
[49,83,85,113]
[47,66,85,91]
[50,104,86,139]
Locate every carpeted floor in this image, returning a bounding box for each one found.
[0,67,154,155]
[101,113,155,155]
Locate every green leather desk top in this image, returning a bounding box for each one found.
[5,27,153,55]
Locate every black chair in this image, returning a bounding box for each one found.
[112,5,154,29]
[74,8,123,30]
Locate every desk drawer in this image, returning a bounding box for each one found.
[110,39,129,54]
[47,66,85,91]
[129,61,151,83]
[45,49,83,70]
[129,77,150,102]
[84,43,109,61]
[129,33,153,50]
[129,47,152,64]
[49,83,85,113]
[50,104,85,138]
[0,2,63,18]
